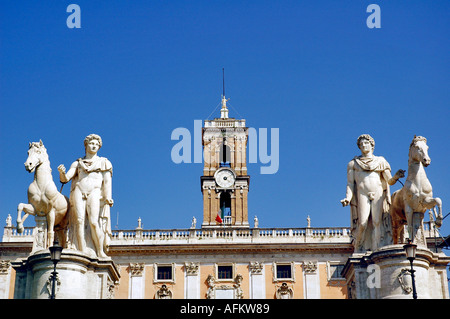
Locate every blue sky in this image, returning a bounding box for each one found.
[1,1,449,244]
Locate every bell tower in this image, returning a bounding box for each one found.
[201,90,250,228]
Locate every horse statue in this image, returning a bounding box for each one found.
[17,140,70,248]
[390,136,443,245]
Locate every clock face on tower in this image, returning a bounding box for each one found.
[214,168,236,188]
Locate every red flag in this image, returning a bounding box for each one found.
[215,213,223,223]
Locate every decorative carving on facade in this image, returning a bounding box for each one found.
[156,284,173,299]
[46,272,61,297]
[185,262,199,275]
[106,278,116,299]
[206,274,216,299]
[205,273,244,299]
[249,261,263,274]
[397,268,413,294]
[276,282,293,299]
[129,263,145,276]
[303,261,318,274]
[234,273,244,299]
[0,260,10,275]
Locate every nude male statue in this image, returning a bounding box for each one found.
[341,134,405,252]
[58,134,113,258]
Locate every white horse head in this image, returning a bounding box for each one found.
[409,135,431,167]
[25,140,49,173]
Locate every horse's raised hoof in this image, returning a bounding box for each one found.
[17,223,24,233]
[435,215,443,228]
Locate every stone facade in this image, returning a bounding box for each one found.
[1,224,354,299]
[2,221,447,299]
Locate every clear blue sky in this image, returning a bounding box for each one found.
[1,1,449,243]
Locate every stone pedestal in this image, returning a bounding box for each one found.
[342,245,450,299]
[12,249,120,299]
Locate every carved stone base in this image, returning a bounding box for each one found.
[342,245,450,299]
[12,249,120,299]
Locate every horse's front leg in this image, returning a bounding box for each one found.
[429,197,443,227]
[405,205,414,243]
[17,203,35,233]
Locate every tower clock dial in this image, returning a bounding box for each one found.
[215,168,236,188]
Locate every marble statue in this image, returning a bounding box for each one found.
[341,134,405,252]
[390,136,443,245]
[16,140,70,248]
[58,134,113,258]
[206,274,215,299]
[6,214,12,227]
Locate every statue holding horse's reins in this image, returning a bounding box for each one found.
[390,136,443,245]
[17,140,69,248]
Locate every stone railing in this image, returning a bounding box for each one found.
[109,227,352,245]
[2,226,35,242]
[204,119,246,128]
[2,223,443,246]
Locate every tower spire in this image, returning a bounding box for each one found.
[221,68,229,119]
[223,67,225,97]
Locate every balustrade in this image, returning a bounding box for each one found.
[2,224,353,245]
[108,226,350,244]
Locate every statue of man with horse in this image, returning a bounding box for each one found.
[341,134,444,253]
[341,134,405,252]
[16,134,113,259]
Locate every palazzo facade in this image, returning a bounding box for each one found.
[1,221,354,299]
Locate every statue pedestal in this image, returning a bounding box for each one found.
[12,249,120,299]
[342,245,450,299]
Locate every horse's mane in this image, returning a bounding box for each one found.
[29,141,48,152]
[29,141,50,164]
[410,135,427,148]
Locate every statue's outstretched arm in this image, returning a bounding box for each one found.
[58,161,78,183]
[384,169,405,186]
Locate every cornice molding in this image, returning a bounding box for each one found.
[108,242,353,256]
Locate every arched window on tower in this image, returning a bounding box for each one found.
[219,191,232,225]
[219,142,231,167]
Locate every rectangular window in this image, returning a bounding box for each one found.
[329,264,345,280]
[276,264,292,279]
[217,265,233,280]
[157,266,173,280]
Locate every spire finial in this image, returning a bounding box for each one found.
[223,67,225,97]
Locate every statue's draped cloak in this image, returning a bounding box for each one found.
[352,155,392,208]
[350,155,393,250]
